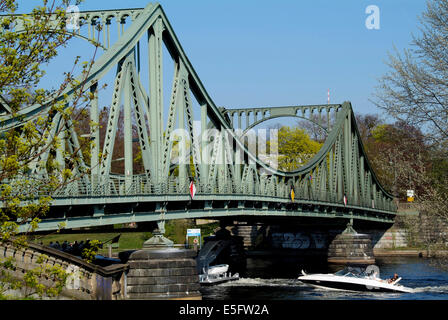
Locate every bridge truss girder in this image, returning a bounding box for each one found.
[0,3,396,233]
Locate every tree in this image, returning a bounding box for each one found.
[373,0,448,149]
[373,0,448,254]
[365,120,430,199]
[296,114,329,144]
[355,113,383,145]
[268,126,322,172]
[356,114,448,258]
[0,0,99,299]
[74,106,146,174]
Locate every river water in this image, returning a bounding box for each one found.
[200,256,448,300]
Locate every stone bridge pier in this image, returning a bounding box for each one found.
[226,219,391,270]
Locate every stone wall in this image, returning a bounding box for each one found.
[371,212,448,249]
[369,229,408,249]
[0,241,128,300]
[228,225,263,248]
[413,212,448,246]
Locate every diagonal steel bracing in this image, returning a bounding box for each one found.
[0,3,397,233]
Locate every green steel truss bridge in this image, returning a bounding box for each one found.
[0,3,396,234]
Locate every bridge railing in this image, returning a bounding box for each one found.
[2,174,396,213]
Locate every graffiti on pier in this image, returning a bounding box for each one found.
[271,232,327,249]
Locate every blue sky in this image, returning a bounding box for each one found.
[16,0,428,119]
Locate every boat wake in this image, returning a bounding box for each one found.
[216,277,300,287]
[412,285,448,293]
[212,277,448,293]
[201,277,448,300]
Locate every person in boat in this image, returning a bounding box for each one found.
[387,273,399,284]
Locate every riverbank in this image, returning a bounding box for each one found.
[374,248,448,258]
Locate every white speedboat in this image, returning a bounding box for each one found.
[298,266,414,293]
[199,264,239,285]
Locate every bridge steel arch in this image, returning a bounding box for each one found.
[223,104,339,135]
[0,3,396,233]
